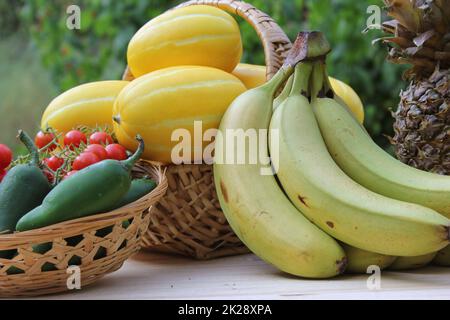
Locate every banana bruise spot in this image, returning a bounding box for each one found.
[326,221,335,228]
[220,180,229,203]
[297,195,309,208]
[337,257,348,274]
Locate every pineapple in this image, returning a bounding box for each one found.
[381,0,450,174]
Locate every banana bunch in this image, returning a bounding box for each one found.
[214,32,450,278]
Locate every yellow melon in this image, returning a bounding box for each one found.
[41,81,129,134]
[127,5,243,77]
[232,63,267,89]
[113,66,246,164]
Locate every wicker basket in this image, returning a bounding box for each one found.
[122,0,292,260]
[0,161,167,297]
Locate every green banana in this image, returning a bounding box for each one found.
[273,76,293,110]
[433,245,450,267]
[269,61,450,257]
[311,62,450,218]
[341,243,397,274]
[213,33,347,279]
[389,252,437,270]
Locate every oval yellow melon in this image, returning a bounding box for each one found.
[330,77,365,124]
[127,5,243,77]
[41,81,129,134]
[113,66,247,164]
[232,63,267,89]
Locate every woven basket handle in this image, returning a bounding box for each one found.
[122,0,292,81]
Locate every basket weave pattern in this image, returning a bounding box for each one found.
[123,0,292,260]
[0,161,167,297]
[142,164,248,260]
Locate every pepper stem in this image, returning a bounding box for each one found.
[122,135,145,171]
[18,130,40,166]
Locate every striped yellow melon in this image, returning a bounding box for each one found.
[41,81,129,134]
[127,5,243,77]
[232,63,267,89]
[113,66,246,164]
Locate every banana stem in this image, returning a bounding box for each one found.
[311,62,325,99]
[261,65,294,97]
[273,76,294,110]
[284,32,331,68]
[311,61,334,99]
[290,63,313,97]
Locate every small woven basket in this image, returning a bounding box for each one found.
[122,0,292,260]
[0,161,167,297]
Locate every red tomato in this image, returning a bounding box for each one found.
[0,144,12,170]
[63,170,78,180]
[72,152,100,170]
[89,132,113,146]
[84,144,108,160]
[44,156,64,171]
[0,170,7,182]
[64,130,87,150]
[35,131,57,151]
[43,170,54,184]
[105,144,128,161]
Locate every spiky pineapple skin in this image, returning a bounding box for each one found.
[392,68,450,174]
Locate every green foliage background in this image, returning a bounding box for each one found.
[2,0,407,150]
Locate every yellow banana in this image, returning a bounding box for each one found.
[329,77,364,124]
[269,62,450,257]
[389,252,437,270]
[311,62,450,219]
[214,34,347,278]
[341,243,396,274]
[433,245,450,267]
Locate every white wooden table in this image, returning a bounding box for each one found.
[43,251,450,300]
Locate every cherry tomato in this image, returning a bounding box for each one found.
[89,132,113,145]
[84,144,108,160]
[64,130,87,150]
[63,170,79,180]
[105,144,128,161]
[35,131,57,151]
[72,152,100,170]
[0,170,7,182]
[44,156,64,171]
[43,170,54,184]
[0,144,12,170]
